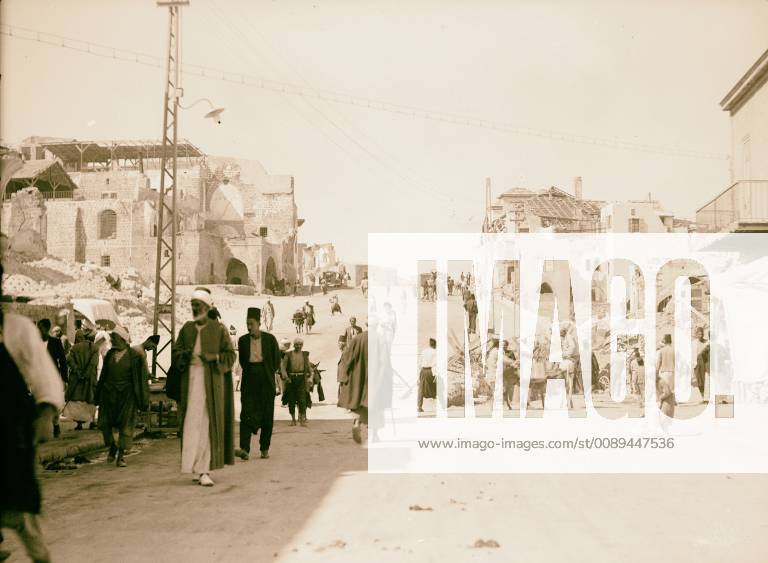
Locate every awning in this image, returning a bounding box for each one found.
[72,298,119,329]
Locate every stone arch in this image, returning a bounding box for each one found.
[264,256,277,291]
[540,282,553,294]
[98,209,117,239]
[226,258,249,285]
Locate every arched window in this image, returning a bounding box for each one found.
[98,210,118,239]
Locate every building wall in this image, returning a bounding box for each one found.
[601,203,667,233]
[69,170,148,200]
[731,80,768,182]
[45,198,143,269]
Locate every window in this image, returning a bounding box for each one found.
[629,218,641,233]
[98,210,118,239]
[101,192,117,200]
[106,178,110,185]
[21,146,32,161]
[606,215,612,230]
[101,255,111,267]
[259,226,268,237]
[35,147,45,160]
[630,208,636,216]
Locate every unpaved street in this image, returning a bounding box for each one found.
[5,290,768,562]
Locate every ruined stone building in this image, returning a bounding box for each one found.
[1,137,303,290]
[299,242,338,285]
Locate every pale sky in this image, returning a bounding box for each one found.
[2,0,768,263]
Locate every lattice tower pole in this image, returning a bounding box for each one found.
[151,1,185,380]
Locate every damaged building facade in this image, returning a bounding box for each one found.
[1,137,303,290]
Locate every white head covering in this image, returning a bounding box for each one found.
[112,325,131,344]
[191,287,213,308]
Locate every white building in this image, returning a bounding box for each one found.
[697,48,768,232]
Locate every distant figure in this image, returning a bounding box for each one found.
[692,327,709,403]
[345,317,363,342]
[381,302,397,347]
[263,298,275,331]
[230,325,242,392]
[361,277,368,297]
[335,334,348,405]
[65,329,108,430]
[321,278,328,295]
[417,338,437,413]
[464,293,478,335]
[54,309,71,355]
[292,309,305,333]
[629,347,644,401]
[656,334,676,424]
[330,294,342,316]
[501,340,520,410]
[302,301,315,334]
[293,280,300,296]
[37,318,68,438]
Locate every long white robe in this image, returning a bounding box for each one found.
[181,326,211,474]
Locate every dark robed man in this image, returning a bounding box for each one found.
[338,327,368,443]
[236,307,281,461]
[95,325,149,468]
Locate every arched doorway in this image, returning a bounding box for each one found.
[226,258,249,285]
[540,282,553,294]
[264,256,277,291]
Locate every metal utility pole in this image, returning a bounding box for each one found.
[151,0,188,380]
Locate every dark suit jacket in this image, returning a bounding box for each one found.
[238,331,281,392]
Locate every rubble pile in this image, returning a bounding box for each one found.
[2,251,156,344]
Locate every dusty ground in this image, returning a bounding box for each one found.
[4,290,767,562]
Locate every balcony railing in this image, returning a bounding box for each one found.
[696,180,768,232]
[3,189,76,201]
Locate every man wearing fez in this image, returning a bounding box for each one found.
[235,307,281,461]
[173,288,236,487]
[95,325,149,468]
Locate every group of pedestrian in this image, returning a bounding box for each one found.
[0,270,368,560]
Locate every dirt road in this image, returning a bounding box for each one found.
[4,289,767,562]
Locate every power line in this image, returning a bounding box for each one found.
[202,0,450,205]
[196,4,456,207]
[1,22,727,161]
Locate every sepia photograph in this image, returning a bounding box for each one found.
[2,1,768,561]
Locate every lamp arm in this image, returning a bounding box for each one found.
[177,98,215,111]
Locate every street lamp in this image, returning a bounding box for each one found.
[178,96,226,124]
